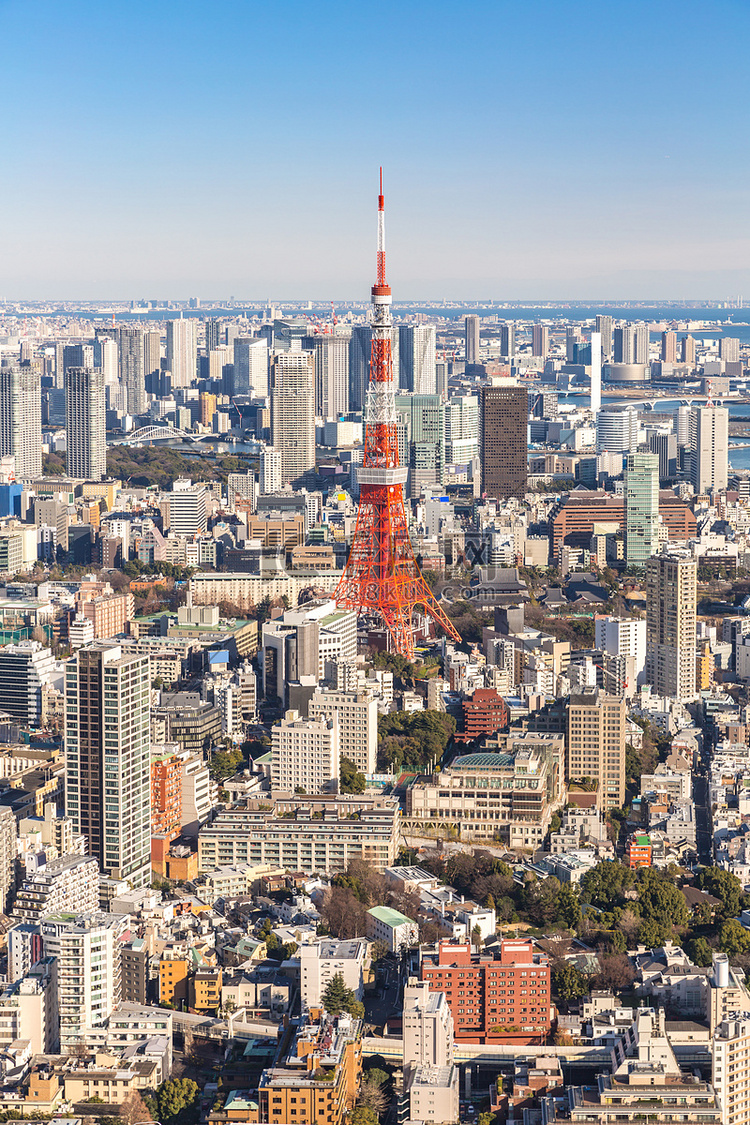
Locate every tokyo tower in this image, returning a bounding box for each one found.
[334,171,461,658]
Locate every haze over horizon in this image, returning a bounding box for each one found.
[3,0,750,301]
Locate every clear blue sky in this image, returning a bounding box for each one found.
[3,0,750,300]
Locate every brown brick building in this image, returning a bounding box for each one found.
[420,938,552,1044]
[551,489,696,560]
[480,383,528,500]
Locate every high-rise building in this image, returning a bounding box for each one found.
[259,446,282,494]
[309,689,378,775]
[204,318,222,352]
[566,688,626,810]
[349,327,399,413]
[713,1017,750,1125]
[118,327,147,415]
[63,344,94,376]
[64,642,151,887]
[719,337,740,363]
[532,324,549,358]
[93,335,118,384]
[590,331,602,414]
[624,452,659,566]
[646,553,697,702]
[465,316,480,364]
[348,326,372,413]
[443,394,479,464]
[271,352,315,486]
[399,325,436,394]
[661,330,677,363]
[166,483,207,535]
[166,318,197,388]
[674,404,691,447]
[594,616,647,684]
[64,367,106,481]
[614,324,649,365]
[0,641,56,725]
[500,322,516,359]
[596,406,638,454]
[595,315,613,363]
[690,405,729,494]
[306,334,350,419]
[649,432,678,480]
[143,329,161,383]
[681,335,696,365]
[233,337,269,397]
[271,708,339,794]
[395,393,445,498]
[0,365,42,479]
[40,912,128,1050]
[480,382,528,500]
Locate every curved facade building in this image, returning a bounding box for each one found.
[603,363,649,383]
[596,406,639,454]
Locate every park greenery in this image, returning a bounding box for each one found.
[377,710,456,772]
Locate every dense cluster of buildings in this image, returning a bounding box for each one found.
[1,304,750,1121]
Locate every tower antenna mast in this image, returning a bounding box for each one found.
[334,171,460,657]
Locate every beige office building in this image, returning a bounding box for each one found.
[566,689,626,810]
[309,689,378,775]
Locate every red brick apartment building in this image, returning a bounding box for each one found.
[550,490,696,561]
[420,938,552,1044]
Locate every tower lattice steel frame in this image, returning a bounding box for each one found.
[334,172,460,657]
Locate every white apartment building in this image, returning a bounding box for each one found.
[259,446,283,495]
[271,709,338,794]
[403,978,454,1069]
[690,405,729,494]
[41,912,128,1051]
[165,481,207,536]
[0,365,42,479]
[403,978,458,1125]
[595,615,647,683]
[227,470,256,515]
[166,318,197,388]
[308,689,378,775]
[298,938,368,1010]
[271,352,315,485]
[713,1016,750,1125]
[233,336,269,397]
[13,854,99,924]
[0,958,59,1054]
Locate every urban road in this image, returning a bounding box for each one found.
[693,763,712,866]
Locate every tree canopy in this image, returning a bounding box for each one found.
[321,972,365,1018]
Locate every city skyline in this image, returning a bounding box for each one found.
[2,0,749,299]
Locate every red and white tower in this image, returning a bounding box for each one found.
[334,172,460,657]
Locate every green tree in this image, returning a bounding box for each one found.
[697,867,744,920]
[580,861,635,910]
[558,884,581,928]
[523,876,561,925]
[340,756,367,794]
[148,1078,200,1125]
[637,869,689,929]
[553,962,589,1001]
[350,1109,379,1125]
[322,972,362,1017]
[684,937,714,967]
[719,919,750,957]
